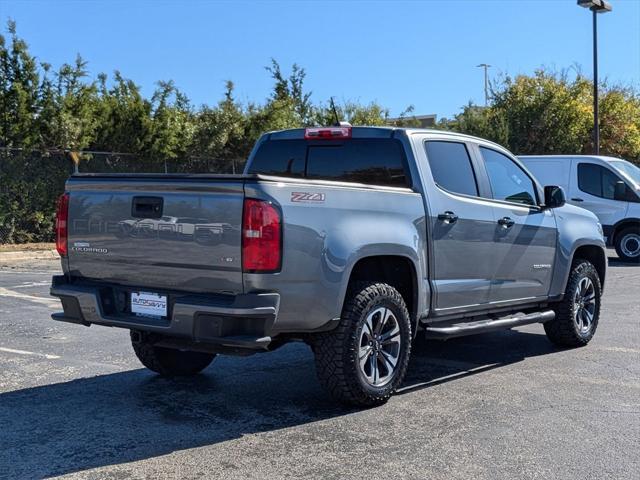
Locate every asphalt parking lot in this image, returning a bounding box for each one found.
[0,255,638,480]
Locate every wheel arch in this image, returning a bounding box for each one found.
[343,254,421,336]
[572,244,607,290]
[611,218,640,244]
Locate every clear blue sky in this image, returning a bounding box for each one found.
[1,0,639,119]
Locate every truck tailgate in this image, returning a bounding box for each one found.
[65,175,245,294]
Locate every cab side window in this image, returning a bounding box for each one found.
[480,147,538,206]
[578,163,621,200]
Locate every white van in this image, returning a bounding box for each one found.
[520,155,640,263]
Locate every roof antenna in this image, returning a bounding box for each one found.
[329,97,351,128]
[329,97,340,126]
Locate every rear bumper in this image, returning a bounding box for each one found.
[50,275,279,353]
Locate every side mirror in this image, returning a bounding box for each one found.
[614,181,627,201]
[544,185,566,209]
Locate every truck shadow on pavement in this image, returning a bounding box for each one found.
[1,329,557,479]
[607,256,638,267]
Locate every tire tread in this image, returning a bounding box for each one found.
[545,260,601,347]
[311,282,412,407]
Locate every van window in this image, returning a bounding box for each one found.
[578,163,622,200]
[480,147,537,206]
[424,141,478,196]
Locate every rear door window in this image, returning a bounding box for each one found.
[424,141,478,196]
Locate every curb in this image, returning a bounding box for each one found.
[0,249,58,262]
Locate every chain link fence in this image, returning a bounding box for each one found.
[0,149,246,244]
[75,153,245,175]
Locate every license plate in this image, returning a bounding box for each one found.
[131,291,167,318]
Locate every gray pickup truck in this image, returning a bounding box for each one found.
[51,126,607,406]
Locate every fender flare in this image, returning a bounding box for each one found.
[336,249,425,336]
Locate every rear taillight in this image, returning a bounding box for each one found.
[55,193,69,257]
[242,198,281,272]
[304,127,351,140]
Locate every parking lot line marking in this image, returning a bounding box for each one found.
[0,347,60,359]
[0,269,56,274]
[597,346,640,354]
[0,286,57,307]
[10,281,51,289]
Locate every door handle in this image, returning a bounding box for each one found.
[571,197,584,202]
[437,211,458,224]
[498,216,515,228]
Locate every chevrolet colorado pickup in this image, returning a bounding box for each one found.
[51,126,607,406]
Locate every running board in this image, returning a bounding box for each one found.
[424,310,555,340]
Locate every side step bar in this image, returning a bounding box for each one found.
[424,310,555,340]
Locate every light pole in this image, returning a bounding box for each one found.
[476,64,491,107]
[577,0,612,155]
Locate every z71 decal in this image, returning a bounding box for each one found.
[291,192,326,203]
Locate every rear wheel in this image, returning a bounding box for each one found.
[131,331,216,376]
[311,282,412,407]
[544,260,601,347]
[614,226,640,263]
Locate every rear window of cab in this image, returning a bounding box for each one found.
[248,138,410,187]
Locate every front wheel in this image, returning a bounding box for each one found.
[311,282,412,407]
[544,260,602,347]
[614,226,640,263]
[131,331,216,376]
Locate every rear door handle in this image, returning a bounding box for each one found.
[437,211,458,224]
[498,216,515,228]
[571,197,584,202]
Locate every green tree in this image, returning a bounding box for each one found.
[491,70,593,155]
[314,100,390,126]
[437,102,508,146]
[93,71,152,154]
[265,59,313,125]
[49,54,99,151]
[439,68,640,164]
[147,80,194,166]
[189,81,247,172]
[599,86,640,162]
[388,105,423,128]
[0,20,40,149]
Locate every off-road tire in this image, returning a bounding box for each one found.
[131,332,215,376]
[614,226,640,263]
[311,282,412,407]
[544,260,601,347]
